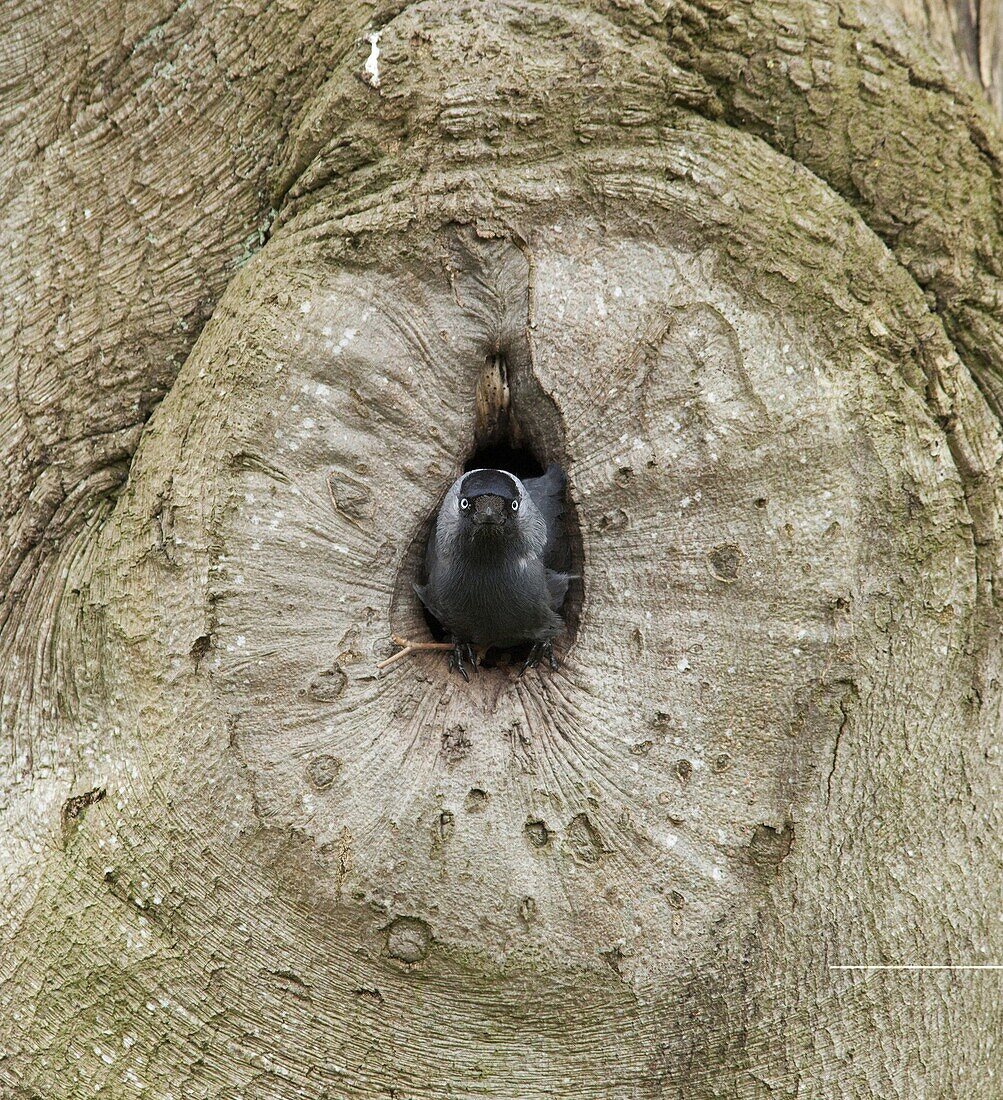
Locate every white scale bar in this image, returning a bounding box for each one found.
[829,965,1003,971]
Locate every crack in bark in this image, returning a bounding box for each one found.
[826,695,853,806]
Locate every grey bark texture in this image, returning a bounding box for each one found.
[1,1,1001,1097]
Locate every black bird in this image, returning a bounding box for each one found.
[414,465,572,679]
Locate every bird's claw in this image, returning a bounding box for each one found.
[448,640,478,682]
[519,640,558,675]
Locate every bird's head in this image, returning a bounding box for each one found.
[434,468,548,562]
[456,469,523,544]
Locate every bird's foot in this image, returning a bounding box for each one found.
[519,640,558,675]
[377,634,484,679]
[448,639,478,682]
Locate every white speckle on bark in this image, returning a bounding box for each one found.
[364,32,382,88]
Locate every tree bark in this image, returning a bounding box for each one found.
[2,2,1001,1097]
[889,0,1002,117]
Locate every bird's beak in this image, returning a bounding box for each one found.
[471,495,507,527]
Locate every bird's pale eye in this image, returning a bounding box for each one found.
[460,497,470,510]
[511,499,519,511]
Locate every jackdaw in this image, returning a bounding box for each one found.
[414,464,572,679]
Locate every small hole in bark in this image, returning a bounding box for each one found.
[61,786,106,843]
[597,508,629,533]
[708,543,742,582]
[749,820,795,870]
[601,944,625,974]
[464,787,489,812]
[354,987,385,1006]
[441,725,471,764]
[327,472,376,524]
[385,916,432,963]
[304,666,348,702]
[566,812,608,864]
[306,755,341,790]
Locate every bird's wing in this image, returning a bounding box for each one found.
[423,523,439,581]
[523,463,569,570]
[544,569,573,612]
[413,581,445,624]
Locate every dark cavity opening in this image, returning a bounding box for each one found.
[463,440,543,480]
[390,297,584,676]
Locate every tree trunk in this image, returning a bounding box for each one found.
[2,2,1001,1097]
[890,0,1002,117]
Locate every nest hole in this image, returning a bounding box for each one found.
[463,440,543,480]
[390,352,584,672]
